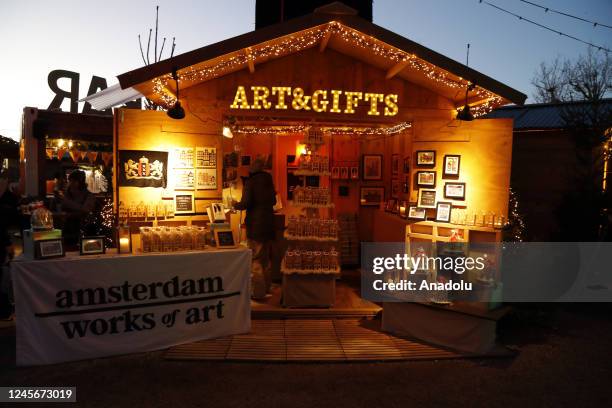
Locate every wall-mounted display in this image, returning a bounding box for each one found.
[174,193,195,214]
[416,171,436,187]
[417,188,437,208]
[443,155,461,177]
[174,147,194,168]
[435,202,452,223]
[331,167,340,179]
[341,167,349,179]
[385,199,396,212]
[118,150,168,188]
[416,150,436,167]
[403,157,410,173]
[444,182,466,200]
[350,166,359,179]
[360,187,384,206]
[196,147,217,168]
[392,154,400,176]
[197,168,217,190]
[403,175,410,193]
[80,236,106,255]
[362,155,382,180]
[408,206,426,220]
[174,168,195,190]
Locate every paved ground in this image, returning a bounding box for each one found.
[1,305,611,408]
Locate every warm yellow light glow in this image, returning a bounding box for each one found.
[223,126,234,138]
[384,94,399,116]
[230,85,250,109]
[343,91,363,114]
[68,140,73,148]
[57,139,65,147]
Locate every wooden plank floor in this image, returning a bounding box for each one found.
[165,319,511,362]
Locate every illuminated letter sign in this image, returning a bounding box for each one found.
[229,86,399,116]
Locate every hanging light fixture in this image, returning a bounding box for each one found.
[222,116,236,138]
[457,44,475,122]
[167,67,185,120]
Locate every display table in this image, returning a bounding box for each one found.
[12,247,252,366]
[382,302,510,354]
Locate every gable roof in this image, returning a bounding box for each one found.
[97,3,526,111]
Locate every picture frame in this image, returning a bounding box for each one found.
[416,150,436,167]
[391,179,401,198]
[80,236,106,255]
[360,187,384,206]
[403,175,410,193]
[435,202,453,223]
[174,192,195,214]
[36,238,65,259]
[350,166,359,179]
[408,206,427,220]
[214,228,237,249]
[443,155,461,178]
[392,154,400,176]
[385,199,397,212]
[416,171,436,187]
[340,167,349,180]
[331,167,340,179]
[362,155,383,180]
[444,182,466,200]
[417,188,437,208]
[403,157,410,173]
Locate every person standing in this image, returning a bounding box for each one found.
[233,157,276,299]
[0,169,18,319]
[57,170,95,247]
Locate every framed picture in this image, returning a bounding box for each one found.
[444,182,466,200]
[391,179,401,198]
[340,167,349,180]
[195,147,217,168]
[331,167,340,179]
[403,175,410,193]
[36,239,65,259]
[360,187,384,206]
[443,155,461,177]
[403,157,410,173]
[416,150,436,167]
[408,206,427,220]
[214,228,237,249]
[80,236,106,255]
[174,168,195,190]
[435,202,452,223]
[416,171,436,187]
[392,154,400,176]
[174,192,195,214]
[385,199,397,212]
[417,188,437,208]
[338,185,349,197]
[362,155,382,180]
[350,166,359,179]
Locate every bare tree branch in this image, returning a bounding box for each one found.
[146,28,152,65]
[158,37,166,62]
[138,34,147,65]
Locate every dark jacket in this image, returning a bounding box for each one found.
[234,171,276,242]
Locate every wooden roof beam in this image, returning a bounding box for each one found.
[319,30,332,52]
[386,60,410,80]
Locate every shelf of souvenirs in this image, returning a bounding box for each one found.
[280,261,341,276]
[281,247,340,275]
[410,220,503,233]
[284,231,339,242]
[293,169,331,176]
[289,201,335,209]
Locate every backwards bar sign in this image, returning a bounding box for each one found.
[230,86,399,116]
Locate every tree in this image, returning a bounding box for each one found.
[138,6,176,110]
[532,49,612,241]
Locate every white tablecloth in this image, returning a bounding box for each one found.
[12,248,251,366]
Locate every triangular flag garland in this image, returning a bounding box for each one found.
[69,150,80,163]
[46,149,55,160]
[101,152,113,166]
[57,148,67,160]
[87,151,99,163]
[80,151,88,161]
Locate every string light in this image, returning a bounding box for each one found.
[230,122,412,136]
[151,22,505,115]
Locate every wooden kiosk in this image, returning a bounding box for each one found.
[101,3,525,349]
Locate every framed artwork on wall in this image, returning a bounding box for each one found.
[360,187,384,206]
[416,150,436,167]
[416,171,436,187]
[417,188,437,208]
[362,155,383,180]
[444,182,466,200]
[392,154,400,176]
[408,206,426,220]
[443,155,461,178]
[435,202,452,223]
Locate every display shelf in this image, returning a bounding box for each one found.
[281,262,341,275]
[284,231,339,242]
[288,201,335,209]
[294,169,331,176]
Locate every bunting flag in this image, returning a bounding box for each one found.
[87,151,99,163]
[69,150,80,163]
[80,151,88,161]
[57,148,67,160]
[45,148,55,160]
[101,152,113,167]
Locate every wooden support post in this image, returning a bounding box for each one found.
[386,60,410,80]
[245,47,255,74]
[319,30,332,52]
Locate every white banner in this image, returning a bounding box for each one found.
[12,248,251,366]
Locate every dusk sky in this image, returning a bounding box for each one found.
[1,0,610,141]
